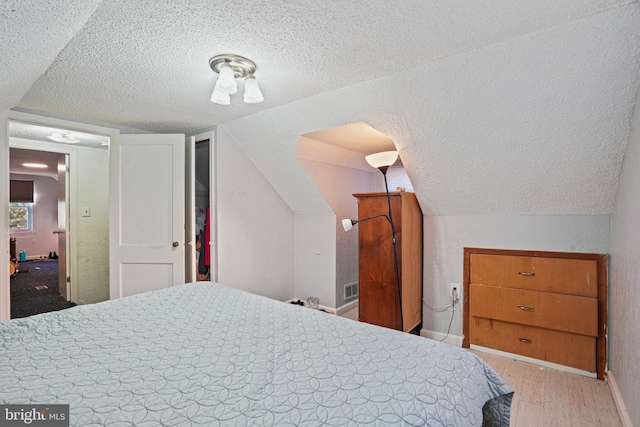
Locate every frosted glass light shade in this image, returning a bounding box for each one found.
[48,132,80,143]
[215,64,238,95]
[342,219,354,232]
[210,87,231,105]
[243,76,264,104]
[365,151,398,169]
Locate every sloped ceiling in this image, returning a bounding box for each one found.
[2,1,640,216]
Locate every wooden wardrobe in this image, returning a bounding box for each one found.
[463,248,607,379]
[353,192,423,333]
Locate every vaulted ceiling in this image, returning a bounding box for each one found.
[2,1,640,216]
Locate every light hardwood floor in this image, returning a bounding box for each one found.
[340,307,622,426]
[473,351,622,427]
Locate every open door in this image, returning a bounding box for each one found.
[109,134,185,299]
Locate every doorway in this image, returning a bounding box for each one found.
[9,148,72,318]
[185,131,216,283]
[2,116,112,321]
[194,138,211,281]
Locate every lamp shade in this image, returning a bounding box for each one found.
[48,132,80,144]
[210,87,231,105]
[342,219,354,232]
[243,76,264,104]
[215,64,238,95]
[365,151,398,169]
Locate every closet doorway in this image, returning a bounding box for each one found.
[186,131,216,283]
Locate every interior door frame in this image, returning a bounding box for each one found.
[0,111,119,321]
[185,135,196,283]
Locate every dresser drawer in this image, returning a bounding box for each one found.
[470,284,598,336]
[470,254,598,297]
[470,317,596,372]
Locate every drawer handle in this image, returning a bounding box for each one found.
[517,305,535,312]
[519,338,533,344]
[518,271,535,276]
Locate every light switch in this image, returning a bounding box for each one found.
[81,207,91,217]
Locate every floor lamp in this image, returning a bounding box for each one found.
[342,151,403,331]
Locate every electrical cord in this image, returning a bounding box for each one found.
[440,299,455,342]
[421,298,453,312]
[422,289,457,342]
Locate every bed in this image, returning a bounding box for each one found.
[1,282,513,426]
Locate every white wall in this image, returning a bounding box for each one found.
[297,157,374,307]
[216,126,294,301]
[422,215,610,336]
[75,146,109,304]
[294,214,336,307]
[610,85,640,425]
[10,173,59,258]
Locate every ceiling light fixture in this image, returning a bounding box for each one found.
[22,163,48,169]
[48,132,80,144]
[209,54,263,105]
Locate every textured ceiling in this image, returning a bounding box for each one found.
[303,123,395,155]
[1,0,632,132]
[2,0,640,216]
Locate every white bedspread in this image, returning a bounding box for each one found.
[1,282,513,426]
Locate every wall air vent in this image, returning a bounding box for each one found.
[344,282,358,300]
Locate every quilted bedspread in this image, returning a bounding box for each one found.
[1,282,513,426]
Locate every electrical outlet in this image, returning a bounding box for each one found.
[450,283,461,303]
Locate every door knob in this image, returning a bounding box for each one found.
[172,242,179,247]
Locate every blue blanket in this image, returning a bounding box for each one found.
[1,282,513,426]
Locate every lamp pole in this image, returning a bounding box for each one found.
[379,166,403,332]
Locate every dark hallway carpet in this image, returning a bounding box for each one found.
[10,260,76,319]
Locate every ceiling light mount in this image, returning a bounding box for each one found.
[209,54,257,79]
[209,54,264,105]
[47,132,80,144]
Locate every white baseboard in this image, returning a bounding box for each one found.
[607,371,633,427]
[336,299,358,315]
[26,254,49,261]
[471,345,597,378]
[420,328,464,347]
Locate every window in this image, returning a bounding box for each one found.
[9,203,33,232]
[10,180,34,203]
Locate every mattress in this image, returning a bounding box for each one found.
[1,282,513,426]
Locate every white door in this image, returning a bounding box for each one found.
[109,134,185,299]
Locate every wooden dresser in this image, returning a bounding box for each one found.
[463,248,607,379]
[353,192,423,333]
